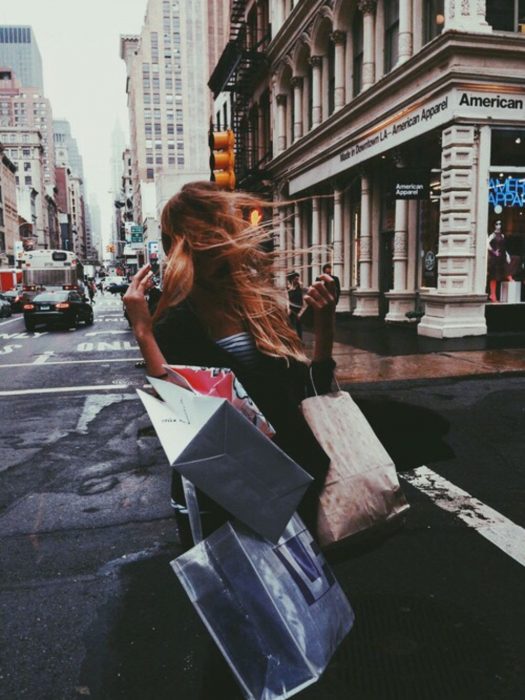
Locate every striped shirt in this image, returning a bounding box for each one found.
[215,331,259,368]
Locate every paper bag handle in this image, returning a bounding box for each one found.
[309,364,341,397]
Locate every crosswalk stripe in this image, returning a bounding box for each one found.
[403,466,525,567]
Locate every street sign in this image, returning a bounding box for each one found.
[130,225,143,244]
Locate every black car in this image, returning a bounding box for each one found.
[0,289,23,312]
[106,282,129,295]
[0,296,12,318]
[23,290,94,331]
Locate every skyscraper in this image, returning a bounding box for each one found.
[0,26,44,91]
[120,0,215,224]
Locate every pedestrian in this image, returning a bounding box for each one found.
[87,279,96,304]
[124,180,336,542]
[317,262,341,305]
[286,271,305,338]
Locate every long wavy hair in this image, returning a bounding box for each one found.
[154,181,307,363]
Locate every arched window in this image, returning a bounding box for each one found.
[384,0,399,73]
[423,0,445,43]
[352,11,363,97]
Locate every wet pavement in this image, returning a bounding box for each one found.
[305,315,525,384]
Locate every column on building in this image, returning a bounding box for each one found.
[385,198,417,321]
[276,93,287,154]
[331,31,347,110]
[293,202,302,270]
[444,0,490,32]
[359,0,377,91]
[311,195,321,278]
[291,77,303,142]
[419,125,488,337]
[277,201,287,288]
[398,0,413,64]
[333,186,345,301]
[353,173,379,315]
[309,56,323,128]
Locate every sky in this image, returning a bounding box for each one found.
[0,0,148,248]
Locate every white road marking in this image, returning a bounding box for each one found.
[0,384,133,397]
[33,351,54,364]
[0,357,141,368]
[0,343,22,355]
[85,330,129,336]
[76,393,136,433]
[403,466,525,567]
[0,317,20,327]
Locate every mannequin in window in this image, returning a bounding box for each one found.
[487,220,511,302]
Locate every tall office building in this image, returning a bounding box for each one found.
[121,0,217,224]
[0,68,55,188]
[0,26,44,91]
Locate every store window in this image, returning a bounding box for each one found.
[418,174,441,288]
[423,0,445,43]
[487,128,525,302]
[486,0,525,31]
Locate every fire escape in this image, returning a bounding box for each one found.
[208,0,270,190]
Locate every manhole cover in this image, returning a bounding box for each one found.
[300,595,514,699]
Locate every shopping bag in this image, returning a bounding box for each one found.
[301,390,409,547]
[137,378,313,543]
[163,364,275,438]
[171,514,354,700]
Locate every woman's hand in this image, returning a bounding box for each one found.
[123,264,154,336]
[304,274,336,319]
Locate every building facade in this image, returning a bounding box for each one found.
[0,144,18,267]
[0,125,48,249]
[0,26,44,92]
[211,0,525,338]
[120,0,228,225]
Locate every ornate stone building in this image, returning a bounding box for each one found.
[211,0,525,337]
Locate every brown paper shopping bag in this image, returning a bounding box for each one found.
[301,390,409,548]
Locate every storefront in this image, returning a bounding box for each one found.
[285,85,525,336]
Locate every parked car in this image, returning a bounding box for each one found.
[0,289,24,312]
[23,290,94,331]
[0,296,12,318]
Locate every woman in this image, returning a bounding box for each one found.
[124,181,336,542]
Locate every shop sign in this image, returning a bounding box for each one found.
[488,176,525,208]
[393,170,430,199]
[290,86,525,195]
[130,225,144,249]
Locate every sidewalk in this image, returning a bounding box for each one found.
[306,315,525,384]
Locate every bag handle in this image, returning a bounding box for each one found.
[309,364,341,397]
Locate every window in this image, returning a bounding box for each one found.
[424,0,445,42]
[25,176,32,185]
[24,162,31,171]
[353,12,364,97]
[146,168,154,180]
[328,40,336,116]
[486,0,525,31]
[384,0,400,73]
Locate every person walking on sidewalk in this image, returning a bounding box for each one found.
[287,271,305,338]
[123,180,337,540]
[317,263,341,305]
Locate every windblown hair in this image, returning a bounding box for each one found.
[154,181,307,363]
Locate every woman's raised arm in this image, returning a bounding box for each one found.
[123,264,169,378]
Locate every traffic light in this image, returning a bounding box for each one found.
[249,207,263,226]
[209,128,236,191]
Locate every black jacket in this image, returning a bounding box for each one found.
[153,302,334,533]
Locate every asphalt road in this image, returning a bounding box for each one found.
[1,294,524,699]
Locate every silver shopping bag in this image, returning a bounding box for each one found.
[171,515,354,700]
[137,378,313,543]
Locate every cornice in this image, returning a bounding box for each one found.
[267,31,525,182]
